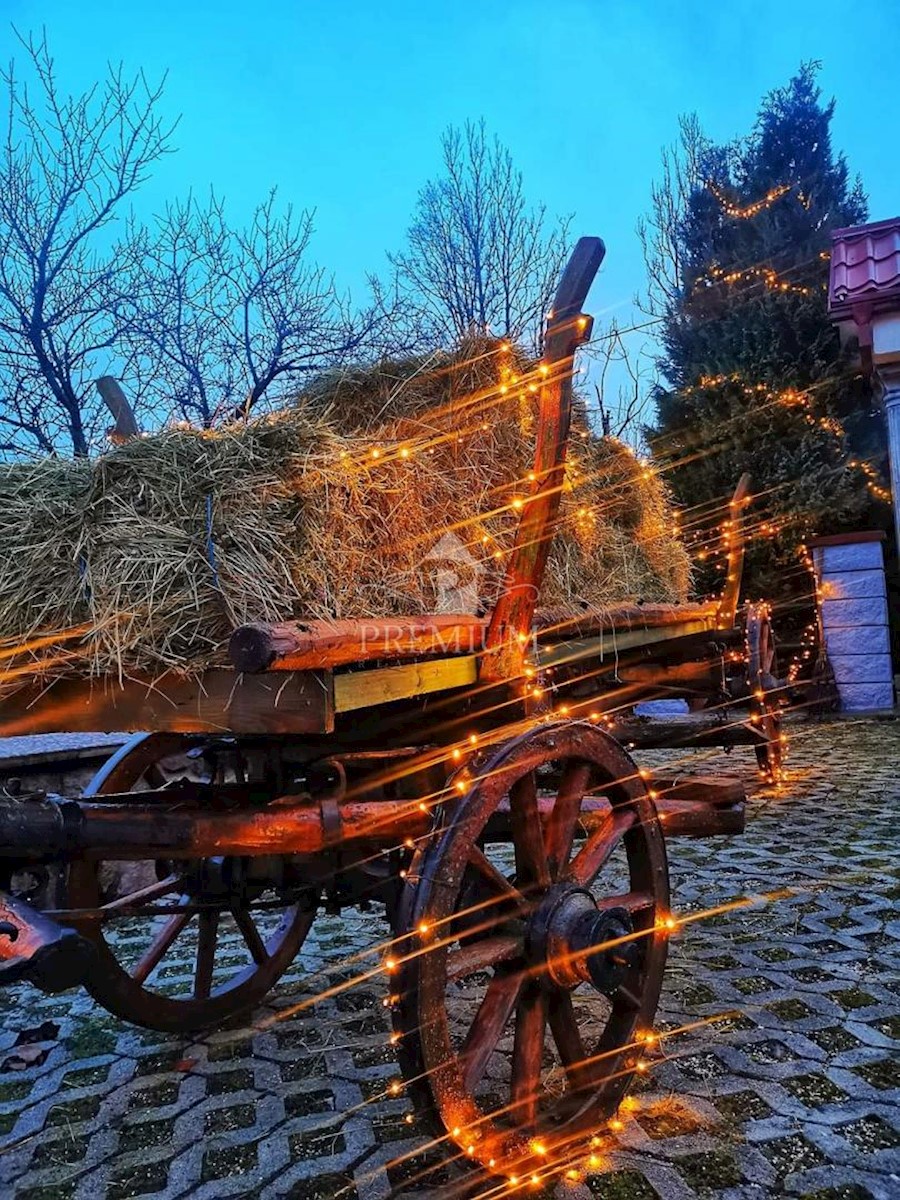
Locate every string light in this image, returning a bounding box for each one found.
[707,179,792,218]
[701,262,812,296]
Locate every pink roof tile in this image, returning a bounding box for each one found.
[829,217,900,321]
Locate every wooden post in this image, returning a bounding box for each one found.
[482,237,605,684]
[96,376,141,442]
[716,472,751,629]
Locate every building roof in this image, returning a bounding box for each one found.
[829,217,900,329]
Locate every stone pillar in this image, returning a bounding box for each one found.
[810,532,895,713]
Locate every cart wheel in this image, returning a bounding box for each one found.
[746,603,785,781]
[392,721,670,1182]
[66,732,318,1033]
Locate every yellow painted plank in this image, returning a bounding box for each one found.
[334,654,478,713]
[535,619,715,670]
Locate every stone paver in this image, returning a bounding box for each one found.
[1,720,898,1199]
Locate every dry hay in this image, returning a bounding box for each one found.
[0,338,690,689]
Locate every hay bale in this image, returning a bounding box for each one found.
[0,339,690,688]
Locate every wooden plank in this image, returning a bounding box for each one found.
[0,670,334,737]
[535,619,716,670]
[333,654,478,713]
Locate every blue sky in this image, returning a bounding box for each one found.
[4,0,898,369]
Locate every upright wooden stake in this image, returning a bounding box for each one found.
[716,472,751,629]
[482,237,605,683]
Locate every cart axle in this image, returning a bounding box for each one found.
[0,788,432,860]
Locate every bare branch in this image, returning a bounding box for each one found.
[389,121,571,355]
[0,28,174,454]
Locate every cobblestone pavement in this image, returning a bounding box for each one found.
[1,720,898,1200]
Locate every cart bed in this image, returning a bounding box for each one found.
[0,602,722,737]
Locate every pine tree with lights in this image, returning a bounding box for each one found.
[646,65,889,602]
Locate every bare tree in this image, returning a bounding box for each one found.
[586,320,656,446]
[636,114,708,320]
[0,30,173,455]
[124,192,383,425]
[390,121,571,353]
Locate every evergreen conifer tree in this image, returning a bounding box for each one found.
[646,65,888,602]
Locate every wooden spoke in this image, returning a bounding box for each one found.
[510,984,547,1126]
[101,874,182,914]
[446,934,522,981]
[460,970,522,1090]
[131,903,194,986]
[547,990,588,1087]
[566,808,636,887]
[544,762,592,878]
[467,847,530,914]
[509,771,550,889]
[231,903,269,965]
[194,909,220,1000]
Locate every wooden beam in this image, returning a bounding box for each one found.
[230,615,488,673]
[649,774,746,808]
[535,602,718,638]
[716,473,751,629]
[610,717,765,750]
[535,619,716,671]
[482,237,605,683]
[654,798,746,837]
[0,669,334,737]
[0,793,430,860]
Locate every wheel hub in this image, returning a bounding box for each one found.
[526,883,639,994]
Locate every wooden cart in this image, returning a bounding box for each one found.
[0,238,783,1186]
